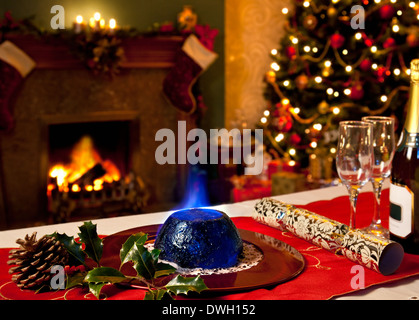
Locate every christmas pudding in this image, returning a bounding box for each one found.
[154,208,243,269]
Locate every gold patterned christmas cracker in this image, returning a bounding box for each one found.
[253,197,404,275]
[339,229,404,275]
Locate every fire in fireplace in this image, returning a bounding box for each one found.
[48,135,121,192]
[46,121,148,223]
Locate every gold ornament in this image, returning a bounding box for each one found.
[295,74,309,90]
[265,70,276,83]
[327,7,338,19]
[303,15,318,30]
[317,100,330,114]
[178,5,197,31]
[407,32,419,47]
[322,66,333,77]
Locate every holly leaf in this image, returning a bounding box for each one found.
[120,235,175,279]
[149,247,176,277]
[144,289,173,300]
[119,232,147,269]
[88,282,106,300]
[77,221,103,265]
[84,267,127,300]
[50,232,86,266]
[150,248,161,262]
[85,267,127,283]
[131,242,155,280]
[154,262,176,278]
[143,290,156,300]
[165,275,208,296]
[66,270,87,289]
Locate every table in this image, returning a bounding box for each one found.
[1,184,419,300]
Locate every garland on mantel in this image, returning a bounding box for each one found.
[0,7,218,76]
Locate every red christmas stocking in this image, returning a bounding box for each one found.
[0,41,36,132]
[163,34,217,114]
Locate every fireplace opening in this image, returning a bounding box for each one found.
[48,121,130,181]
[46,119,148,223]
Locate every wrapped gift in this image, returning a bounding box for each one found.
[253,197,404,275]
[308,149,333,182]
[232,185,272,202]
[231,176,271,202]
[271,171,306,196]
[267,159,282,180]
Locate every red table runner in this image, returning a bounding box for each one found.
[1,190,419,300]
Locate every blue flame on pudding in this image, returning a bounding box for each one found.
[171,208,223,221]
[154,208,243,269]
[174,165,210,210]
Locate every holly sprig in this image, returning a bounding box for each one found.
[50,221,208,300]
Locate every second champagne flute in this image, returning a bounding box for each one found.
[336,121,374,229]
[362,116,395,238]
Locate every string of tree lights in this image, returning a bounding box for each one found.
[259,0,419,172]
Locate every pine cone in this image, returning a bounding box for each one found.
[7,232,69,290]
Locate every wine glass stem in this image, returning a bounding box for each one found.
[371,178,384,225]
[348,186,360,229]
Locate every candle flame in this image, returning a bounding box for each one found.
[109,18,116,29]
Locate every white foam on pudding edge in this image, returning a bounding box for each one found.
[145,241,264,276]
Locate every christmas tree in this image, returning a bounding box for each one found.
[260,0,419,177]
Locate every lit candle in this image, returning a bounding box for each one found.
[89,17,96,29]
[109,18,117,34]
[74,15,84,33]
[90,12,101,30]
[109,18,116,29]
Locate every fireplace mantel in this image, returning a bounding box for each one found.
[0,34,196,230]
[6,34,184,69]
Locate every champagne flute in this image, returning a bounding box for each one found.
[336,121,374,229]
[362,116,395,238]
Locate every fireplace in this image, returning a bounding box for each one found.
[44,113,151,222]
[0,35,195,230]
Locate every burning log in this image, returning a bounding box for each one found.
[48,171,150,223]
[46,135,149,222]
[72,163,106,187]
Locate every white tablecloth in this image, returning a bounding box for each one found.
[1,184,419,300]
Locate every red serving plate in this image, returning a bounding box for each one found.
[101,225,305,294]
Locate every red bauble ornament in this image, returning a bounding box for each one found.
[364,37,373,47]
[359,59,372,72]
[290,133,302,145]
[285,46,297,60]
[278,115,293,132]
[350,84,364,100]
[271,104,280,117]
[383,37,396,49]
[375,66,391,82]
[379,5,395,19]
[330,34,345,49]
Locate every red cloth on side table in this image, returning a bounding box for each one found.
[1,190,419,300]
[232,186,272,202]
